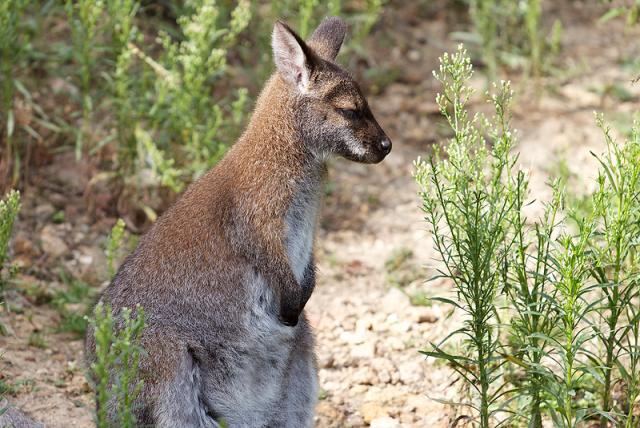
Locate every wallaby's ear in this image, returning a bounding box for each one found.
[308,17,347,61]
[272,21,315,91]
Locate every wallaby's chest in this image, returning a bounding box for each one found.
[284,185,320,282]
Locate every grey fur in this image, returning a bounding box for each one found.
[0,401,44,428]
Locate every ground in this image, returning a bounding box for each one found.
[1,1,639,427]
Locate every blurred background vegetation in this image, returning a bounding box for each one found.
[5,0,634,230]
[0,0,392,230]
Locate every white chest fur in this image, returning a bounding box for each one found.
[284,187,319,283]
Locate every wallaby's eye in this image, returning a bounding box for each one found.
[337,108,359,120]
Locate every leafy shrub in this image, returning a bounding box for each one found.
[600,0,640,26]
[1,1,387,209]
[0,1,29,184]
[89,303,146,428]
[415,46,522,426]
[65,0,105,159]
[416,46,640,427]
[465,0,562,78]
[0,190,20,411]
[106,218,126,280]
[0,190,20,284]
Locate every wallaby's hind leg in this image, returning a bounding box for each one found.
[268,338,318,428]
[149,344,221,428]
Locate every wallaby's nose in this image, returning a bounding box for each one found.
[380,138,392,155]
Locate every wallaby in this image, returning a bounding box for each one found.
[85,16,391,428]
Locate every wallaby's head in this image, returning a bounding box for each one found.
[272,17,392,164]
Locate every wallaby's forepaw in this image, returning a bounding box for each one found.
[278,299,301,327]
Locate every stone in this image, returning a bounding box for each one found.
[350,341,376,362]
[416,308,438,323]
[318,353,335,369]
[74,245,108,284]
[370,416,400,428]
[383,287,411,312]
[371,358,395,385]
[398,360,424,385]
[404,394,431,412]
[34,203,55,220]
[315,401,344,423]
[360,402,389,424]
[352,367,376,385]
[344,414,365,427]
[13,233,40,257]
[40,225,68,258]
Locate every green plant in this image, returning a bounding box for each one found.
[105,0,140,169]
[0,190,20,270]
[27,331,47,349]
[65,0,105,159]
[600,0,640,26]
[620,288,640,428]
[0,0,29,184]
[416,45,640,428]
[148,0,251,178]
[106,218,126,279]
[90,302,145,428]
[0,189,20,410]
[466,0,562,78]
[53,270,95,337]
[546,214,597,428]
[502,181,563,428]
[589,116,640,427]
[414,46,521,427]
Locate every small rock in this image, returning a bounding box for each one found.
[416,309,438,323]
[360,402,389,424]
[318,353,335,369]
[344,414,365,427]
[315,401,344,422]
[34,203,55,220]
[400,412,416,424]
[407,49,421,62]
[13,234,40,257]
[350,342,376,362]
[349,384,369,396]
[355,318,372,333]
[371,358,395,384]
[383,288,410,313]
[339,330,366,345]
[391,320,412,334]
[74,245,108,284]
[398,360,424,385]
[404,394,431,412]
[370,416,400,428]
[40,225,68,258]
[352,367,376,385]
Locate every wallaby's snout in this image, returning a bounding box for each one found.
[272,17,392,165]
[348,107,392,163]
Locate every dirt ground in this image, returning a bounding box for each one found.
[1,1,639,427]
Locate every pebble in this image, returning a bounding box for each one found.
[370,416,400,428]
[350,342,376,362]
[398,361,424,385]
[360,402,390,423]
[40,225,69,258]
